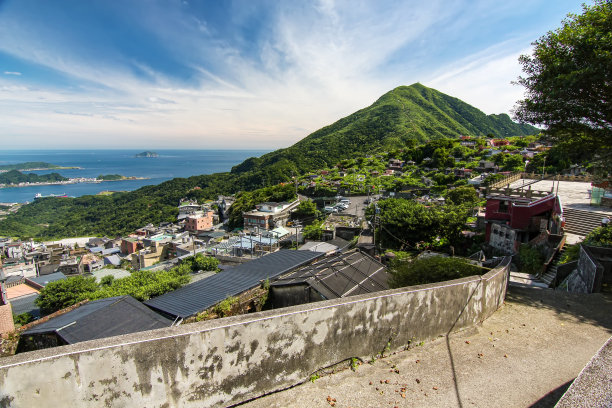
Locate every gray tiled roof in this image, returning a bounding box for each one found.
[144,249,324,318]
[23,296,172,344]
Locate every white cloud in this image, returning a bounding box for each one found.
[3,71,22,76]
[426,44,531,115]
[0,1,556,149]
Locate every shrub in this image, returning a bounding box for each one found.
[389,256,485,288]
[518,244,544,274]
[13,312,34,326]
[584,226,612,248]
[214,296,238,317]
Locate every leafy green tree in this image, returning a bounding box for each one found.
[444,186,480,207]
[515,1,612,168]
[36,276,98,315]
[389,256,485,288]
[501,154,525,171]
[292,200,321,224]
[191,253,220,272]
[303,221,324,240]
[370,199,469,250]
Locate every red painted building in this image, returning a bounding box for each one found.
[485,193,563,253]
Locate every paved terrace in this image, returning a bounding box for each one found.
[242,286,612,408]
[507,179,611,244]
[507,179,612,215]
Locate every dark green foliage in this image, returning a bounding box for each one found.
[559,244,580,264]
[0,162,63,171]
[292,200,321,225]
[96,174,124,181]
[35,267,192,315]
[371,198,469,250]
[515,1,612,172]
[35,276,99,315]
[88,269,190,302]
[100,275,115,286]
[525,149,572,174]
[303,221,324,240]
[13,312,35,326]
[0,170,68,185]
[179,253,220,272]
[444,186,480,207]
[518,244,545,274]
[584,226,612,248]
[389,256,485,288]
[483,173,505,186]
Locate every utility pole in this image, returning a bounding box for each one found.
[373,203,379,257]
[293,221,301,249]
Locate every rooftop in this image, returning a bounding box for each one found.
[272,250,388,299]
[22,296,172,345]
[144,249,325,319]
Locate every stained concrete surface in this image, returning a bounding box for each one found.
[241,286,612,408]
[507,179,612,215]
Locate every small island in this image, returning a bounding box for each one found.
[0,162,81,172]
[0,170,68,185]
[96,174,144,181]
[134,151,159,158]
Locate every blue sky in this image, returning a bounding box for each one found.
[0,0,585,149]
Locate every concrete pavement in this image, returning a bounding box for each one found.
[240,286,612,408]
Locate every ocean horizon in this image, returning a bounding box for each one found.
[0,149,270,203]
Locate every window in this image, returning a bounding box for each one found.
[498,200,509,213]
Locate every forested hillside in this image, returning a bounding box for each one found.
[0,84,537,239]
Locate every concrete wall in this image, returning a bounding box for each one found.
[556,337,612,408]
[566,246,604,293]
[0,258,510,408]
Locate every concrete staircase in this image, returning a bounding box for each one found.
[563,208,604,236]
[509,271,549,288]
[540,247,565,287]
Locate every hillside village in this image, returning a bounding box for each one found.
[1,129,610,360]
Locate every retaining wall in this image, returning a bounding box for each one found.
[0,257,510,408]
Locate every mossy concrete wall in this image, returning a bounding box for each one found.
[0,257,510,408]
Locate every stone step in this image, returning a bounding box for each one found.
[509,272,550,288]
[541,272,556,286]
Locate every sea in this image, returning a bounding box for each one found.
[0,149,269,203]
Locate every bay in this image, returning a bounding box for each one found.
[0,149,269,203]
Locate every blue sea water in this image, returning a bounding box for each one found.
[0,149,269,203]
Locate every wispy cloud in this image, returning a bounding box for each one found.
[0,0,584,149]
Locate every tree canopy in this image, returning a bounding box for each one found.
[514,1,612,167]
[33,254,220,315]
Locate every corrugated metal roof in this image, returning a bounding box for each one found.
[271,250,389,300]
[144,249,324,318]
[23,296,172,344]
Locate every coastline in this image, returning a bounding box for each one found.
[0,176,149,189]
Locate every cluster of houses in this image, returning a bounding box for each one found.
[0,191,394,352]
